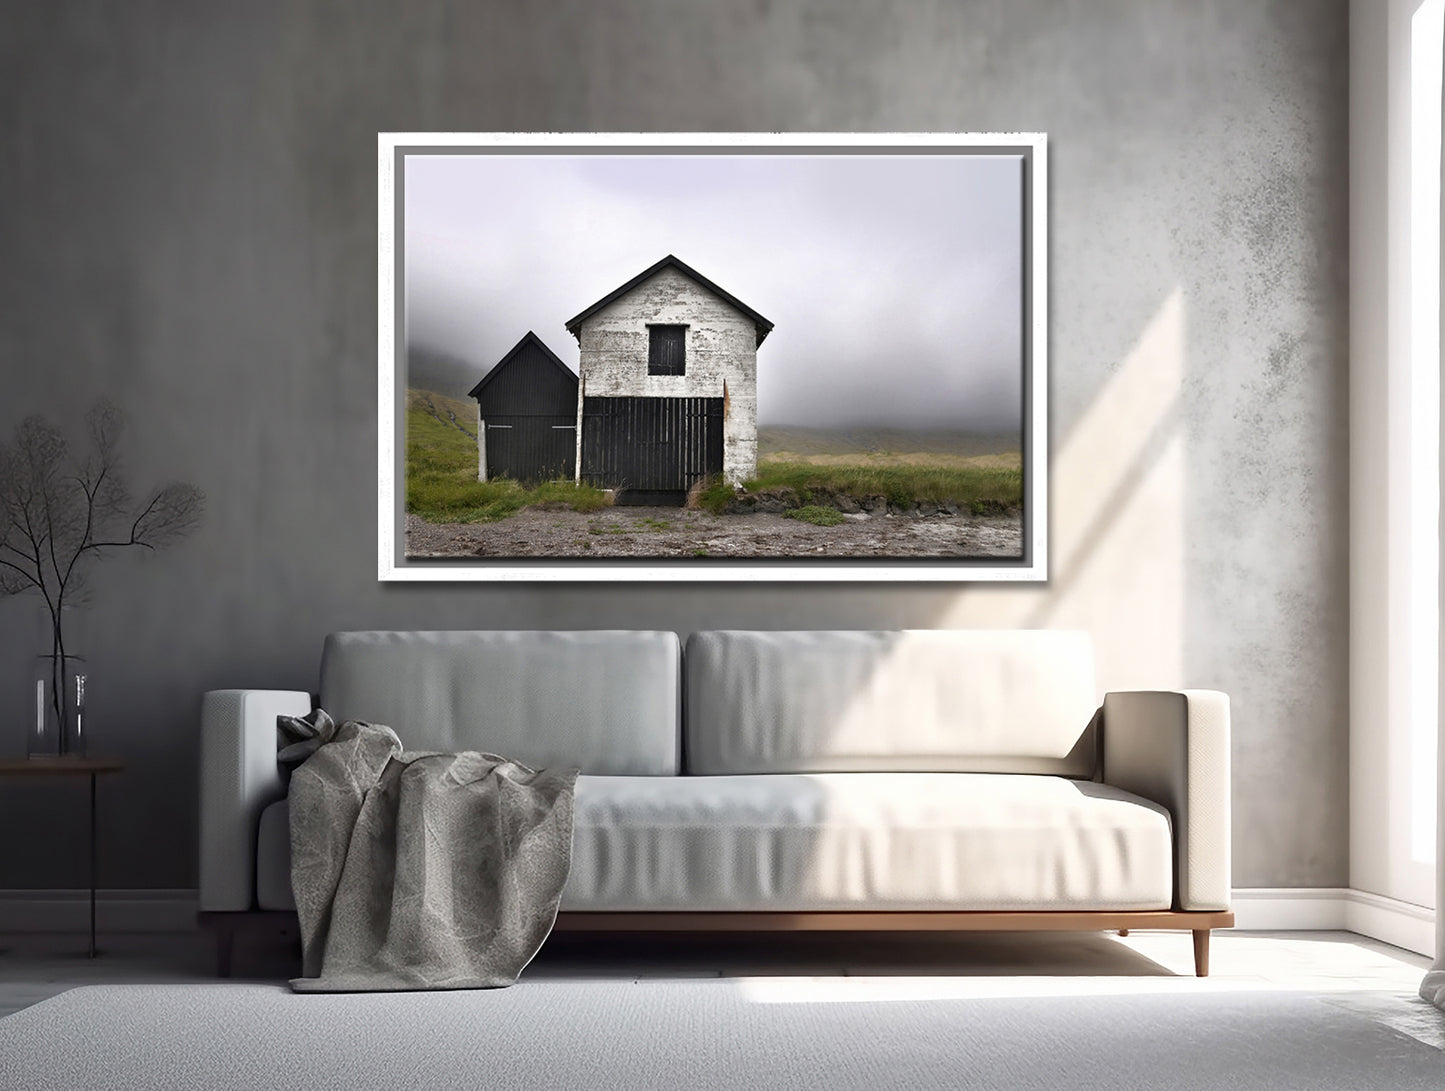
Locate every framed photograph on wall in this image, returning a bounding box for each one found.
[378,132,1047,582]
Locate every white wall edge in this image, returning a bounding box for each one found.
[0,890,198,934]
[1232,887,1435,957]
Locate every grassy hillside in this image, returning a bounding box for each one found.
[687,426,1024,515]
[751,460,1021,510]
[747,424,1022,511]
[405,388,608,523]
[409,388,477,440]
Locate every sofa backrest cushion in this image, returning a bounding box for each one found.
[320,630,681,775]
[684,630,1098,776]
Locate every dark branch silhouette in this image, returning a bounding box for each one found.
[0,401,205,746]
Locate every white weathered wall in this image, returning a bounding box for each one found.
[577,266,759,484]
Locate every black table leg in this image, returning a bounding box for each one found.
[88,770,96,958]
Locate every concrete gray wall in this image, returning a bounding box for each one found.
[0,0,1347,893]
[579,266,761,485]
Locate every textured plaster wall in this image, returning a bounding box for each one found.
[579,267,760,484]
[0,0,1347,892]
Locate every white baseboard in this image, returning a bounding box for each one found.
[1342,888,1436,958]
[0,889,198,934]
[1232,887,1436,957]
[1230,887,1352,930]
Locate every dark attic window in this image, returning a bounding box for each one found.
[648,324,687,375]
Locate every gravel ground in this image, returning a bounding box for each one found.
[405,506,1023,560]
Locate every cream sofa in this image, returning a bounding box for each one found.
[198,630,1232,975]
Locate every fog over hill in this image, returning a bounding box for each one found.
[757,425,1019,458]
[406,344,487,400]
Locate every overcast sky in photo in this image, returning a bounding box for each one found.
[404,151,1025,432]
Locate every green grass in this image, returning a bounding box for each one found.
[752,460,1023,509]
[636,517,672,531]
[409,389,478,439]
[406,391,610,523]
[406,389,1021,523]
[783,505,846,527]
[695,478,737,515]
[530,480,612,513]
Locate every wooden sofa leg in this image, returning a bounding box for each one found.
[1192,929,1210,977]
[1117,929,1129,937]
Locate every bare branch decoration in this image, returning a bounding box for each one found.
[0,401,205,750]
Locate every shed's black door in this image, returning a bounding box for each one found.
[581,396,723,499]
[484,416,576,482]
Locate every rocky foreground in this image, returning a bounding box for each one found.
[405,505,1023,560]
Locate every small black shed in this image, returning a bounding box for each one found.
[468,332,578,483]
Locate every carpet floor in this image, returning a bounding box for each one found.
[0,978,1441,1090]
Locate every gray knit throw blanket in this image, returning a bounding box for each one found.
[278,709,577,992]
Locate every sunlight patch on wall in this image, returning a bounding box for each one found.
[936,288,1187,694]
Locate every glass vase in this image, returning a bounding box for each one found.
[29,653,87,758]
[28,603,88,758]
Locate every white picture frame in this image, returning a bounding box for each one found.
[379,132,1047,582]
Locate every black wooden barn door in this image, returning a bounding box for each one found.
[581,396,723,503]
[485,416,576,482]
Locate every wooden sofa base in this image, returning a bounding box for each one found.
[555,910,1233,977]
[201,909,1233,979]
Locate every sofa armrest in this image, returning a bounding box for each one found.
[198,689,312,912]
[1101,690,1230,911]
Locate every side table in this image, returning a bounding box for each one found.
[0,757,124,957]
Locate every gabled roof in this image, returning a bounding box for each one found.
[467,331,577,399]
[564,255,774,347]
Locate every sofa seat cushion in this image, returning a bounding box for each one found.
[255,773,1172,913]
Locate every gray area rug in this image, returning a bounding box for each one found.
[0,981,1441,1090]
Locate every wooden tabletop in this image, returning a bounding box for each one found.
[0,757,124,775]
